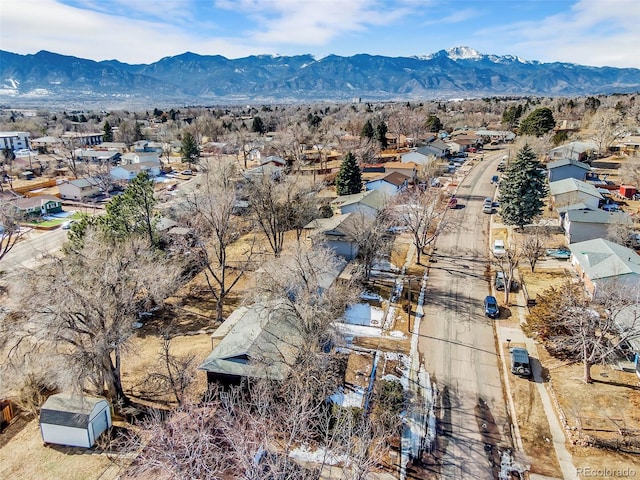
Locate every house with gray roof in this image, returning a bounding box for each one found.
[569,238,640,296]
[58,176,102,201]
[549,178,603,213]
[547,158,591,182]
[563,209,632,243]
[304,213,359,260]
[331,189,385,218]
[199,301,303,384]
[549,141,597,163]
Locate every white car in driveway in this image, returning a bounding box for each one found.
[492,239,505,257]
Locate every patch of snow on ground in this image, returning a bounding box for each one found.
[360,291,383,302]
[330,386,365,408]
[334,323,382,338]
[343,303,384,327]
[389,330,406,338]
[290,445,348,466]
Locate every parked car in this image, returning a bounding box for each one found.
[180,169,193,176]
[484,295,500,319]
[546,247,571,259]
[491,175,500,184]
[510,347,532,377]
[61,220,76,230]
[468,147,477,153]
[497,161,506,172]
[492,239,505,257]
[483,203,493,214]
[448,196,458,209]
[495,271,518,291]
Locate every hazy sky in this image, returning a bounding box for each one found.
[2,0,639,67]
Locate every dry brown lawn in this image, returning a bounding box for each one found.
[518,267,571,300]
[537,346,640,474]
[505,341,563,478]
[0,420,118,480]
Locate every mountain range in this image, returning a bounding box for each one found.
[1,46,640,106]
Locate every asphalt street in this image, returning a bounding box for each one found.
[418,151,511,479]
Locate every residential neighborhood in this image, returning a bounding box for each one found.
[1,94,640,480]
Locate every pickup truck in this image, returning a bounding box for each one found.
[546,247,571,260]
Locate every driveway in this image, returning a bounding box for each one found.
[418,151,511,478]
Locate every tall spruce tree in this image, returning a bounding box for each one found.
[498,144,548,229]
[336,151,362,196]
[103,121,114,142]
[181,132,200,168]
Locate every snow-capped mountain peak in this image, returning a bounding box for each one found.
[446,46,483,60]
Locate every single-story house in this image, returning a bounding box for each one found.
[199,301,303,385]
[569,238,640,296]
[402,143,449,164]
[474,130,516,143]
[96,142,127,153]
[259,155,287,167]
[304,213,359,260]
[242,163,284,180]
[616,135,640,156]
[563,209,632,243]
[382,161,417,181]
[547,158,591,182]
[121,152,161,165]
[548,141,597,163]
[365,172,410,197]
[11,195,62,216]
[110,162,161,181]
[331,189,385,218]
[132,140,163,153]
[40,394,112,448]
[549,178,603,213]
[30,136,62,153]
[58,176,102,201]
[75,149,121,164]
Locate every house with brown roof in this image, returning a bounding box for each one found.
[365,172,411,197]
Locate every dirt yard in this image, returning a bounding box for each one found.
[0,420,117,480]
[537,345,640,475]
[504,339,563,478]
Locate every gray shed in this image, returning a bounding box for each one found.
[40,394,112,448]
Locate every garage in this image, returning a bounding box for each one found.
[40,394,112,448]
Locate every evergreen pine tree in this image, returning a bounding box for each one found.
[335,151,362,196]
[498,144,548,230]
[181,132,200,168]
[375,122,388,148]
[103,121,114,142]
[361,120,374,140]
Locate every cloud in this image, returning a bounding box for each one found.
[215,0,421,46]
[0,0,260,62]
[422,8,479,26]
[481,0,640,67]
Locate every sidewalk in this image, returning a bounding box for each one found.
[491,231,578,480]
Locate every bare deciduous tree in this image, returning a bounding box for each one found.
[342,210,393,279]
[248,175,319,257]
[249,242,359,348]
[492,244,519,304]
[0,203,26,263]
[10,233,181,405]
[526,281,640,383]
[520,226,548,272]
[187,158,255,323]
[393,188,449,265]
